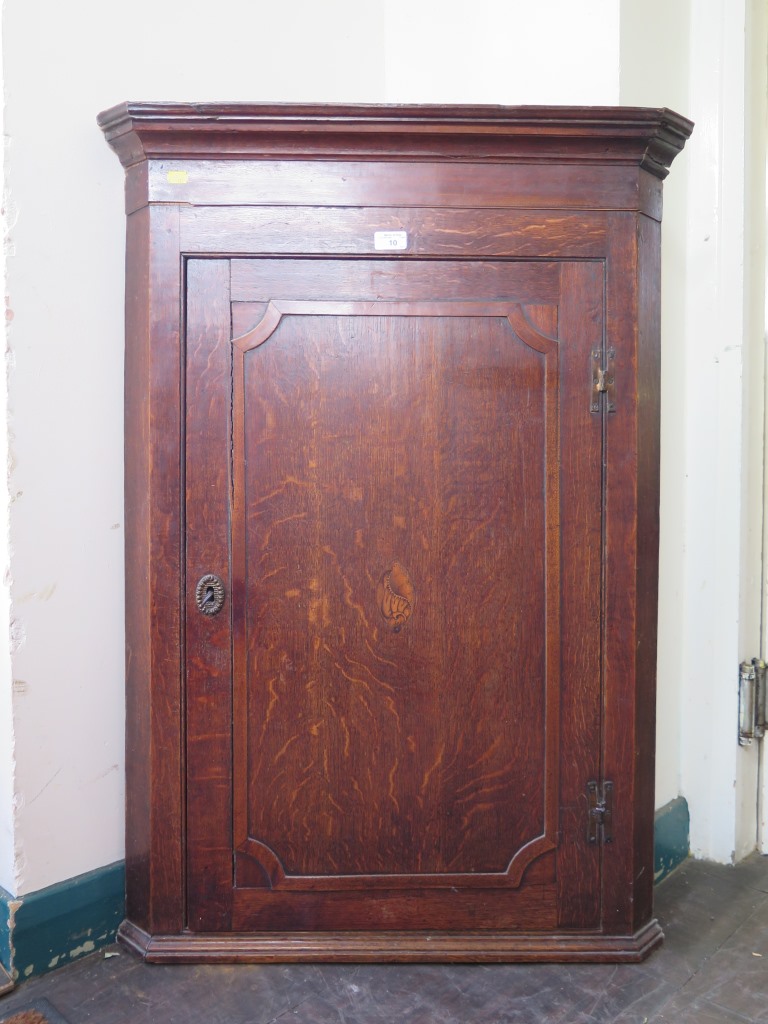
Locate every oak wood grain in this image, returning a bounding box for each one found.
[123,204,184,935]
[118,917,664,963]
[230,258,561,305]
[230,297,558,888]
[97,102,692,180]
[182,207,611,259]
[554,260,604,929]
[150,160,658,216]
[184,258,233,932]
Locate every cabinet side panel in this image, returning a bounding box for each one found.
[634,214,661,927]
[124,204,184,934]
[124,206,152,932]
[602,215,655,934]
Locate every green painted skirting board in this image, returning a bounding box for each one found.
[0,884,11,975]
[0,861,124,983]
[654,796,690,883]
[0,803,688,984]
[0,886,12,993]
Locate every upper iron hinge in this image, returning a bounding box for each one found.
[738,658,767,745]
[591,347,616,414]
[587,780,614,845]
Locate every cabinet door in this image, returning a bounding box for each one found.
[185,256,604,935]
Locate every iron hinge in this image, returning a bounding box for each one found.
[587,780,614,845]
[591,346,616,414]
[738,658,767,746]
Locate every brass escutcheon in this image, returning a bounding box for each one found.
[377,562,415,632]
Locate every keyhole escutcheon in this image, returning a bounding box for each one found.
[195,573,225,616]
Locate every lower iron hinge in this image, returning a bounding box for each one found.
[587,780,614,845]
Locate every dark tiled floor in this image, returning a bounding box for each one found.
[1,855,767,1024]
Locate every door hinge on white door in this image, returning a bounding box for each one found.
[587,780,614,844]
[591,347,616,413]
[738,659,767,745]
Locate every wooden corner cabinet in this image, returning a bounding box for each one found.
[98,102,692,963]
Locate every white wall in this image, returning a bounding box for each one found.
[383,0,619,104]
[677,0,760,862]
[4,0,749,898]
[619,0,691,814]
[622,0,766,861]
[0,21,14,893]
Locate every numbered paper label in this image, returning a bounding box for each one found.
[374,230,408,251]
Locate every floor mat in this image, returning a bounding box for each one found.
[0,998,71,1024]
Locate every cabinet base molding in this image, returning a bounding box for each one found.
[118,919,664,964]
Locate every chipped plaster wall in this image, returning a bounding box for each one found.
[0,12,14,895]
[1,0,626,898]
[0,0,390,899]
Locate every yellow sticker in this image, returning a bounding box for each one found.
[166,170,188,184]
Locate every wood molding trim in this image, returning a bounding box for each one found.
[118,918,664,964]
[98,102,692,178]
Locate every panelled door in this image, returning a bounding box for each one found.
[184,254,605,934]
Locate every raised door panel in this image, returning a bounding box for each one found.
[185,256,604,935]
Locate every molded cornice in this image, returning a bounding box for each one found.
[98,103,693,179]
